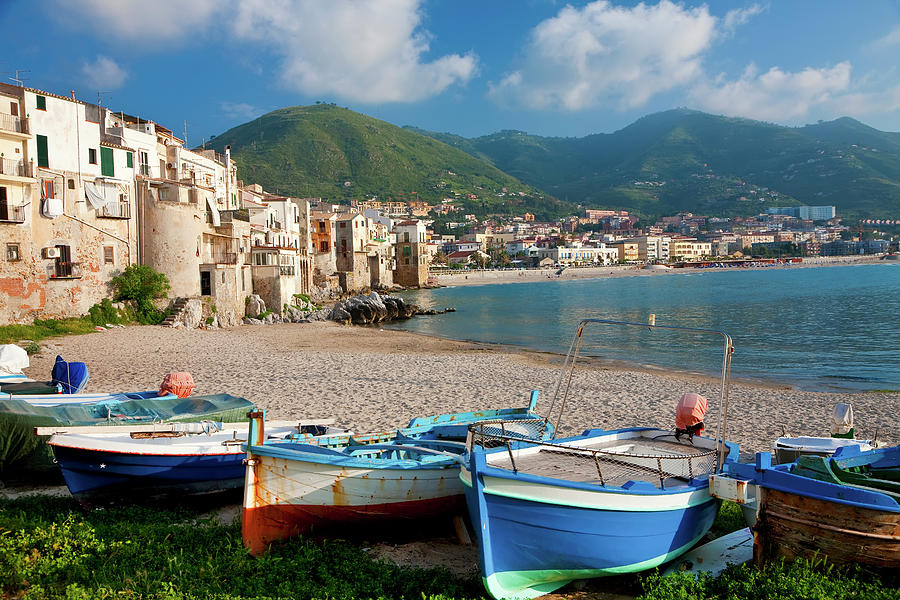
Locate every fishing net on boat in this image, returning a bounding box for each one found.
[468,419,717,490]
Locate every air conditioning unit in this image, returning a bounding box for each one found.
[42,247,61,259]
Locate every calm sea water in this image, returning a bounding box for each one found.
[386,264,900,392]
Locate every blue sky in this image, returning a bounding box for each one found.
[2,1,899,143]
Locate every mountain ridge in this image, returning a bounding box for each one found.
[209,105,900,220]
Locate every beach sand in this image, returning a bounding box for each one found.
[17,321,900,581]
[25,321,898,458]
[432,255,883,287]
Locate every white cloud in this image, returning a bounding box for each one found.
[488,0,717,111]
[221,101,263,121]
[722,4,765,35]
[869,25,900,50]
[80,55,129,90]
[54,0,475,104]
[691,62,852,121]
[53,0,222,43]
[230,0,476,103]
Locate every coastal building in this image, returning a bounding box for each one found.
[394,219,429,287]
[334,212,370,291]
[537,244,617,265]
[765,205,836,221]
[669,238,712,261]
[0,84,140,324]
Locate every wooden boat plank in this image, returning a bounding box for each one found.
[756,487,900,568]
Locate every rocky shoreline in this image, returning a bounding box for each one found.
[239,291,454,327]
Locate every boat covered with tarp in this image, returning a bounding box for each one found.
[0,392,254,475]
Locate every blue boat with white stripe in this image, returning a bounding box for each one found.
[461,318,740,599]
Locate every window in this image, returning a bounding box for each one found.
[6,243,19,261]
[41,179,55,199]
[126,152,133,168]
[0,187,6,220]
[68,178,75,189]
[100,147,114,177]
[103,246,114,264]
[88,148,97,164]
[36,135,49,168]
[138,151,150,176]
[35,95,46,110]
[10,102,18,117]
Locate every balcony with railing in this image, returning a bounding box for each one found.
[51,261,83,279]
[280,266,296,276]
[0,113,29,136]
[0,157,32,179]
[211,252,238,264]
[98,201,131,219]
[0,204,26,223]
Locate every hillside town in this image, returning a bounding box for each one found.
[1,84,896,327]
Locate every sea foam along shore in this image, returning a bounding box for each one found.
[432,255,883,288]
[24,321,898,457]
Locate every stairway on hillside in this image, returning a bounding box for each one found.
[160,297,190,327]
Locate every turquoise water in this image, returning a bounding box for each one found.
[386,264,900,392]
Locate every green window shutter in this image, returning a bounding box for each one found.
[36,95,46,110]
[36,135,49,168]
[126,152,133,168]
[100,147,114,177]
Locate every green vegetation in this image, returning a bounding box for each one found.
[0,496,481,600]
[415,109,900,221]
[207,104,575,220]
[0,318,98,345]
[2,497,897,600]
[110,264,171,325]
[640,556,900,600]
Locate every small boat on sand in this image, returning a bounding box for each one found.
[462,318,739,600]
[241,395,551,555]
[47,420,346,505]
[713,445,900,569]
[1,391,251,475]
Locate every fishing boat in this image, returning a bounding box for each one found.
[0,391,252,475]
[712,445,900,568]
[46,420,346,505]
[462,318,740,600]
[241,394,552,556]
[773,403,875,464]
[0,348,89,395]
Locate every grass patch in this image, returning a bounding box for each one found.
[0,496,483,600]
[0,319,99,345]
[638,501,900,599]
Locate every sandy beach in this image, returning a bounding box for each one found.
[24,321,899,455]
[432,255,884,287]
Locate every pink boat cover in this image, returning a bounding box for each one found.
[159,372,195,398]
[675,393,707,431]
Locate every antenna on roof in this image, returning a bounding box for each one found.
[97,91,110,107]
[183,120,189,146]
[7,69,30,86]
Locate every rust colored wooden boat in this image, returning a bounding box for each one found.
[719,446,900,569]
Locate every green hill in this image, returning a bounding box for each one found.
[411,110,900,220]
[207,104,574,220]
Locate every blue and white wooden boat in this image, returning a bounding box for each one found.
[711,445,900,569]
[242,394,552,555]
[1,391,251,475]
[462,318,740,599]
[47,420,345,505]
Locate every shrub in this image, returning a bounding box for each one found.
[87,298,123,326]
[24,341,40,355]
[109,265,170,325]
